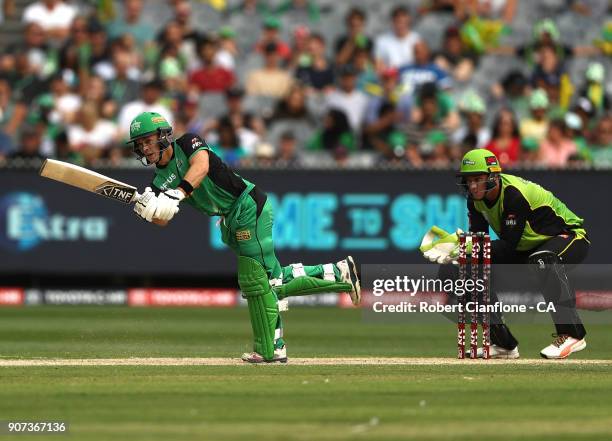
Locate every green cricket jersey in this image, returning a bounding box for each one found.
[151,133,254,217]
[468,174,587,251]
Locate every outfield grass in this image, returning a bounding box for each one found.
[1,307,611,441]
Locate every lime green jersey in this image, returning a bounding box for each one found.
[469,174,586,251]
[151,133,254,217]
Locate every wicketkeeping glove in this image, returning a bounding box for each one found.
[154,189,185,222]
[419,226,465,265]
[133,187,158,222]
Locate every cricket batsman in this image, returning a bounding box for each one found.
[126,112,361,363]
[422,149,589,359]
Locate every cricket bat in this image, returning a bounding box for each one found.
[39,159,140,204]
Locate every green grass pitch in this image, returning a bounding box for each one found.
[1,307,611,441]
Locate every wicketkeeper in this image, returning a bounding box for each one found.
[127,112,361,363]
[421,149,589,359]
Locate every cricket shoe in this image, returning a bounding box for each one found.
[540,335,586,359]
[337,256,361,305]
[477,345,520,359]
[241,345,288,364]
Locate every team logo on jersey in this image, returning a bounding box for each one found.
[236,230,251,241]
[505,214,517,226]
[192,137,203,149]
[485,156,498,166]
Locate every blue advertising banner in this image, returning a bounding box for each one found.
[0,168,607,276]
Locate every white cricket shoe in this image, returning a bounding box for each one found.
[477,344,520,359]
[540,335,586,359]
[337,256,361,305]
[241,345,288,363]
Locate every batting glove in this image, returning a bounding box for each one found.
[163,188,186,202]
[154,189,184,222]
[134,187,158,222]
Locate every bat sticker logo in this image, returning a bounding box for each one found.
[95,182,137,203]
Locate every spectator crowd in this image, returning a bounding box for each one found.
[0,0,610,169]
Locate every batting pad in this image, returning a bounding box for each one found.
[238,256,279,361]
[275,276,353,299]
